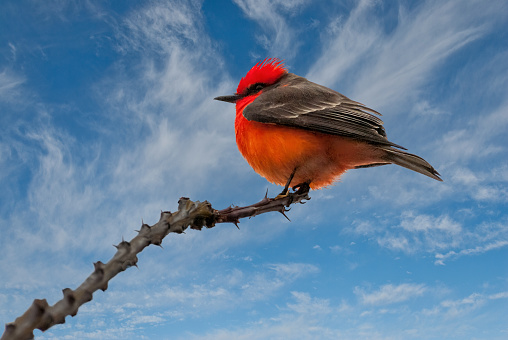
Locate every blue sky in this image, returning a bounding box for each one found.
[1,0,507,339]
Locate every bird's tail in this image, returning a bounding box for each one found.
[380,147,442,181]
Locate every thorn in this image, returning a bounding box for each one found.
[82,291,93,303]
[62,288,75,304]
[280,210,291,221]
[265,188,269,199]
[100,283,108,292]
[4,324,16,335]
[138,223,151,234]
[33,299,49,315]
[234,221,240,229]
[93,262,105,276]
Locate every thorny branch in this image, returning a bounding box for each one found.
[1,191,310,340]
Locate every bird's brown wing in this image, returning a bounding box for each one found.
[242,73,405,149]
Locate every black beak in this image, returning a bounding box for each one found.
[214,94,243,103]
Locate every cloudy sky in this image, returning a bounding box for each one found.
[1,0,507,339]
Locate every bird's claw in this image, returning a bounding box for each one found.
[292,182,310,195]
[274,181,310,200]
[275,189,289,200]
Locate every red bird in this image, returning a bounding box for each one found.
[215,58,441,195]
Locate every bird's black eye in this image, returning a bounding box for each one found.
[247,82,266,94]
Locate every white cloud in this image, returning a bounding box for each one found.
[350,212,464,255]
[306,0,382,88]
[411,100,448,117]
[128,314,165,325]
[55,260,320,332]
[286,291,332,315]
[181,284,508,340]
[488,291,508,300]
[0,68,25,102]
[307,0,502,113]
[377,235,410,252]
[432,291,508,319]
[354,283,427,305]
[348,209,508,265]
[268,262,319,280]
[399,211,461,234]
[233,0,309,59]
[437,101,508,163]
[182,290,342,340]
[96,0,242,199]
[118,0,205,54]
[452,167,480,186]
[435,240,508,265]
[0,0,241,308]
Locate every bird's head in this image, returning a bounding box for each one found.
[214,58,287,104]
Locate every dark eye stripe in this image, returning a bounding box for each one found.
[246,82,267,95]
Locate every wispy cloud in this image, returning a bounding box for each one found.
[183,290,342,340]
[0,68,24,102]
[183,284,508,340]
[0,0,238,307]
[424,290,508,319]
[98,0,241,199]
[307,0,500,111]
[119,1,204,53]
[286,291,332,315]
[349,212,463,254]
[437,100,508,164]
[435,240,508,265]
[268,262,319,280]
[233,0,309,59]
[354,283,427,305]
[306,0,382,88]
[347,211,508,265]
[42,261,320,340]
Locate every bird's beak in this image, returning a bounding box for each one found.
[214,94,243,103]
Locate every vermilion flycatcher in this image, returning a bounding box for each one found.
[215,58,441,195]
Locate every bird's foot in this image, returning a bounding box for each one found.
[275,168,297,200]
[292,181,311,195]
[275,188,289,200]
[275,181,310,200]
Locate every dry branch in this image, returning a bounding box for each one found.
[1,191,310,340]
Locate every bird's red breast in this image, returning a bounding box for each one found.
[235,94,384,189]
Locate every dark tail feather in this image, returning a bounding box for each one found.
[381,148,442,181]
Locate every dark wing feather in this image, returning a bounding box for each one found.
[243,73,405,149]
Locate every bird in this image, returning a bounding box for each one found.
[215,58,442,196]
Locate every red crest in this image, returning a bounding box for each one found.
[236,58,287,95]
